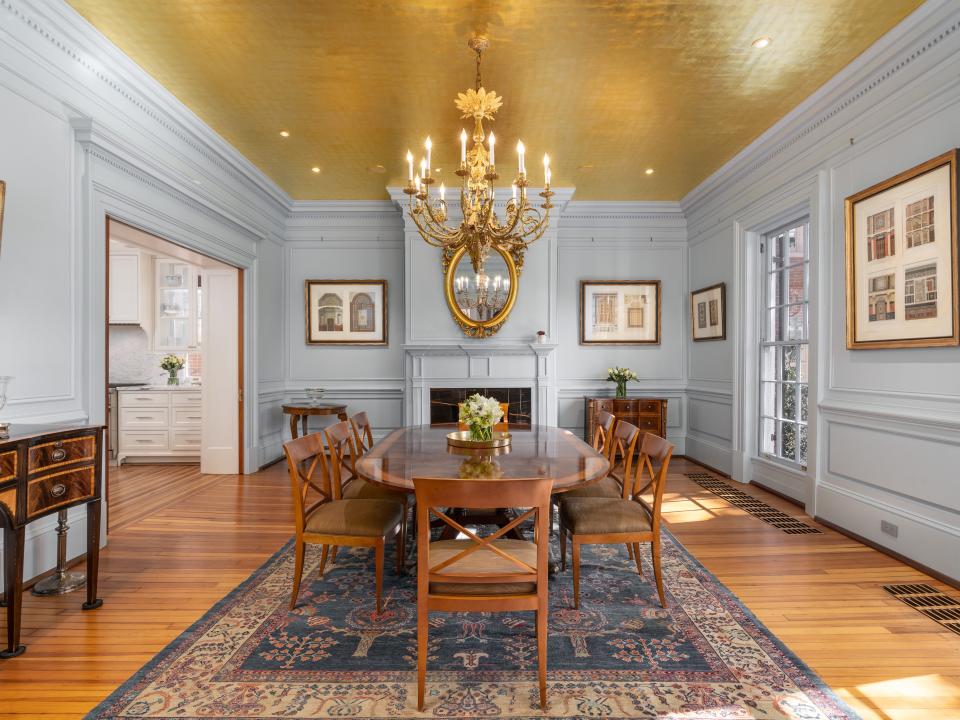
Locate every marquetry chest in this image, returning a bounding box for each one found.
[583,397,668,449]
[0,423,104,658]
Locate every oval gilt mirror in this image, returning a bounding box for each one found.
[444,245,519,338]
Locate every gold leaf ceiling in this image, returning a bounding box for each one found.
[67,0,923,201]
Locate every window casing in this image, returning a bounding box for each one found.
[759,219,810,468]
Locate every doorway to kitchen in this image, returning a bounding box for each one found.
[105,218,243,531]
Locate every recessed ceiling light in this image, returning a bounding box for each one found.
[368,164,386,174]
[645,168,654,175]
[434,168,442,173]
[279,130,290,137]
[311,166,321,174]
[751,36,772,49]
[577,164,594,172]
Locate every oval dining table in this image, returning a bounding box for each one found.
[355,424,610,492]
[355,425,610,573]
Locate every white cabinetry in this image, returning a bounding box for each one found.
[109,253,140,324]
[154,259,198,350]
[117,388,201,463]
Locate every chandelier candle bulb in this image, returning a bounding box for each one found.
[406,150,414,182]
[517,140,525,174]
[424,137,432,176]
[439,183,446,203]
[488,131,495,166]
[543,153,551,186]
[460,129,467,163]
[512,183,517,201]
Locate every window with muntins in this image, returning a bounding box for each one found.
[759,219,810,468]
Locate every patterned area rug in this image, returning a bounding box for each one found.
[87,531,858,719]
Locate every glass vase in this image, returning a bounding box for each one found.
[615,380,627,398]
[167,369,180,386]
[469,424,493,442]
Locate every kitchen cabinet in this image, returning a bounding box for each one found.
[117,388,201,464]
[108,253,140,324]
[154,259,198,350]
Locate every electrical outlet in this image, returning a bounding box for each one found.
[881,520,899,538]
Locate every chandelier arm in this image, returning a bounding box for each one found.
[422,201,461,241]
[410,207,458,246]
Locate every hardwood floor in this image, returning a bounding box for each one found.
[1,458,958,718]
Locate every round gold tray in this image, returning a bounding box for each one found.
[446,430,512,449]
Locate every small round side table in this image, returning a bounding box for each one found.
[282,403,349,440]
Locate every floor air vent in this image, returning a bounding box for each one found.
[883,584,960,635]
[685,473,822,534]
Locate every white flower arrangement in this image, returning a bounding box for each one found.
[458,393,504,441]
[606,367,638,397]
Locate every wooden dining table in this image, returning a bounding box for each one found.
[355,424,610,493]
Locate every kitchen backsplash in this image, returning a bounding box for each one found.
[109,326,200,384]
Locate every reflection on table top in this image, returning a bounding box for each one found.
[355,425,609,493]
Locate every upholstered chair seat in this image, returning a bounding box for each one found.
[305,499,403,537]
[560,497,652,535]
[561,475,622,500]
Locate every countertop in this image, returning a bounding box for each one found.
[116,384,202,391]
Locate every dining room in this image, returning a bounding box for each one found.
[1,1,960,718]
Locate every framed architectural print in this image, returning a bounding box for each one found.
[691,282,726,341]
[305,280,387,345]
[845,150,959,349]
[579,280,661,345]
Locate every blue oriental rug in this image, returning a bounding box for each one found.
[87,531,859,718]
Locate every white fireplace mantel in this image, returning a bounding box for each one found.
[404,343,558,427]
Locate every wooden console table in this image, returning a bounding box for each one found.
[0,423,104,658]
[583,397,668,448]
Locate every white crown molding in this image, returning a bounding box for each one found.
[681,0,959,217]
[386,185,576,212]
[560,200,686,227]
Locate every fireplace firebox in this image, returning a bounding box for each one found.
[429,387,532,429]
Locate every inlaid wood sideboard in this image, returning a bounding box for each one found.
[583,397,668,449]
[0,423,104,658]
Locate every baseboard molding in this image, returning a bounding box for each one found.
[677,455,731,479]
[751,480,805,509]
[683,434,733,476]
[814,516,959,591]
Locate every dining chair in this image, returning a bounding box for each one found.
[561,418,640,501]
[559,432,674,609]
[283,431,403,613]
[457,402,510,432]
[327,420,407,570]
[414,475,553,711]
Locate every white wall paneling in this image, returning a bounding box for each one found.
[682,0,960,578]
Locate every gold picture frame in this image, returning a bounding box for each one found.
[579,280,661,345]
[304,279,388,345]
[691,282,726,341]
[844,150,959,349]
[443,245,519,339]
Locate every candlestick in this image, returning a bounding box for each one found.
[517,140,526,175]
[543,153,551,186]
[406,150,413,182]
[439,183,446,203]
[488,132,495,166]
[460,129,467,163]
[424,137,432,177]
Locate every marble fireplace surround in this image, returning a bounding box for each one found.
[404,344,558,428]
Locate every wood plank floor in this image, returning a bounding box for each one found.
[1,458,958,718]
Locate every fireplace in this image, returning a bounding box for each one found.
[430,387,532,429]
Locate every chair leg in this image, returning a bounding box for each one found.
[318,544,330,576]
[558,523,567,572]
[394,525,404,575]
[330,545,339,565]
[651,537,666,608]
[572,540,581,609]
[289,539,305,611]
[417,604,428,711]
[632,543,643,577]
[374,539,385,615]
[626,543,634,560]
[536,605,547,709]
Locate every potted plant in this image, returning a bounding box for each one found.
[160,355,186,386]
[458,393,504,442]
[606,367,637,398]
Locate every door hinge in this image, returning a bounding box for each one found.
[238,389,244,403]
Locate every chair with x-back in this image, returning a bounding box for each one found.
[562,417,639,501]
[284,431,403,614]
[414,476,553,711]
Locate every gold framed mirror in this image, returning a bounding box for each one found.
[444,245,519,338]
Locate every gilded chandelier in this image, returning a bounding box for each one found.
[403,37,553,282]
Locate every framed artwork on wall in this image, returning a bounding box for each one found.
[579,280,661,345]
[844,149,959,349]
[305,279,388,345]
[691,282,726,341]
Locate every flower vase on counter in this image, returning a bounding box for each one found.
[160,355,185,386]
